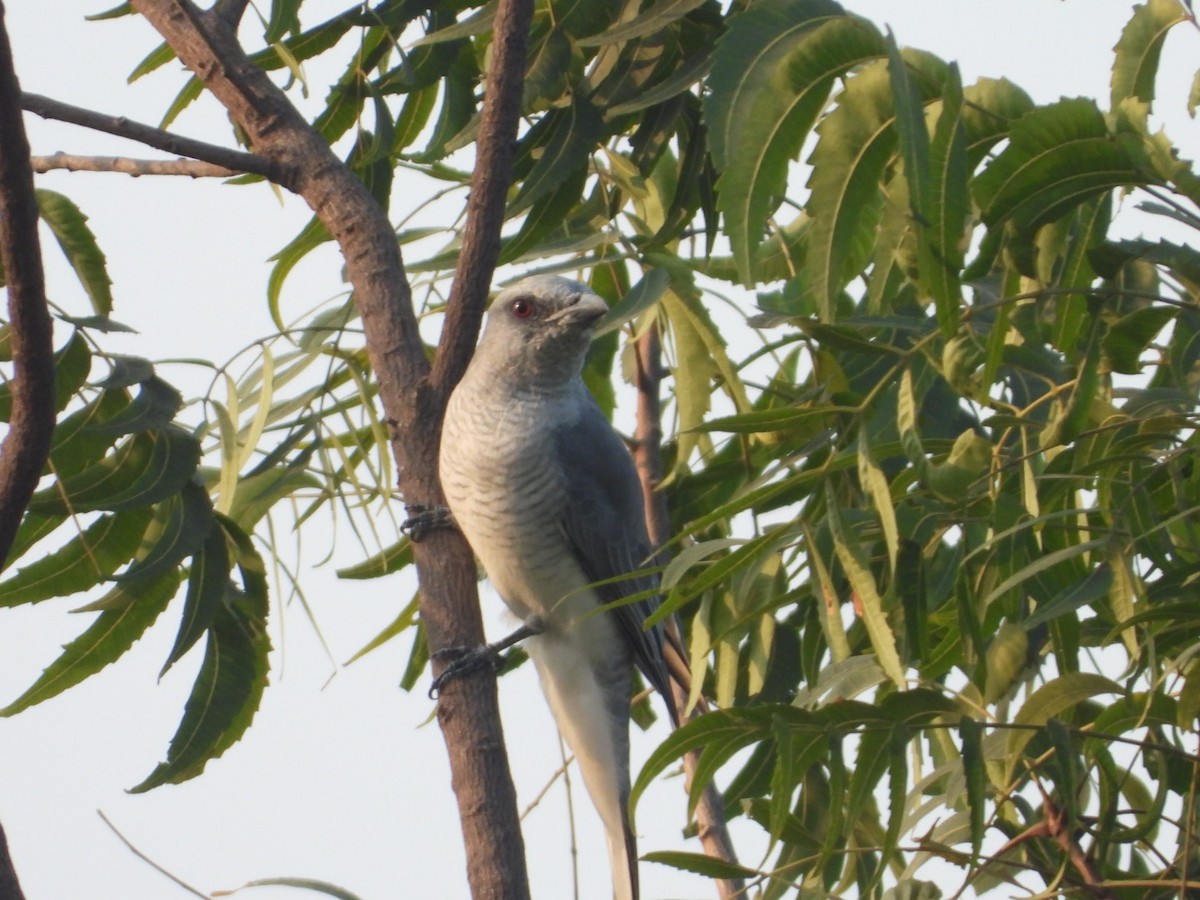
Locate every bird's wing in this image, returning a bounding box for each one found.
[552,397,679,725]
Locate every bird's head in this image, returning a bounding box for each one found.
[474,274,610,387]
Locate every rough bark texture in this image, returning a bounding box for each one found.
[634,328,744,900]
[0,2,57,570]
[0,3,51,897]
[126,2,532,897]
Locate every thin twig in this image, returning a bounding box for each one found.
[21,92,289,185]
[633,326,746,899]
[97,811,211,899]
[31,152,240,177]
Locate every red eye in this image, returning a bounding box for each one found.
[511,298,533,318]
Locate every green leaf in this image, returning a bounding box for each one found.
[594,268,670,337]
[857,429,899,574]
[1021,563,1114,630]
[87,376,183,436]
[267,217,333,331]
[1006,672,1125,775]
[0,507,153,607]
[706,0,883,284]
[959,717,985,862]
[336,536,413,580]
[508,97,605,219]
[1111,0,1189,110]
[131,518,269,792]
[28,426,202,515]
[925,64,969,334]
[803,57,902,318]
[974,98,1148,233]
[641,850,760,881]
[36,190,113,315]
[578,0,708,46]
[226,465,322,532]
[825,484,905,687]
[1103,305,1176,374]
[161,520,231,676]
[117,481,213,584]
[0,571,179,716]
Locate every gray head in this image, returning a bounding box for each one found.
[472,274,609,387]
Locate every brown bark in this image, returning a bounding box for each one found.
[634,328,744,899]
[125,1,532,897]
[0,820,25,900]
[0,2,52,897]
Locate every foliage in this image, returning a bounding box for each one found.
[4,0,1200,896]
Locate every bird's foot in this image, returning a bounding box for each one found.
[428,618,545,699]
[402,503,454,542]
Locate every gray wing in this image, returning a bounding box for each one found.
[552,394,679,725]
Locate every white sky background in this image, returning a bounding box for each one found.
[1,2,1198,899]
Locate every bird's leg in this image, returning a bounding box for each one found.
[401,503,455,542]
[429,617,545,699]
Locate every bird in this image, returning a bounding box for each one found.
[438,273,679,900]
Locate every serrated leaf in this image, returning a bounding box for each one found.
[0,329,93,422]
[131,518,269,792]
[28,426,202,515]
[1006,672,1124,776]
[706,0,884,284]
[974,98,1148,232]
[0,571,180,716]
[226,466,322,531]
[35,190,113,315]
[1111,0,1188,110]
[1104,305,1176,374]
[116,481,213,584]
[640,850,759,881]
[857,429,899,574]
[161,521,231,675]
[0,507,153,607]
[825,484,905,687]
[86,376,183,435]
[803,57,899,318]
[1021,563,1114,630]
[594,268,670,338]
[959,717,985,862]
[508,97,605,219]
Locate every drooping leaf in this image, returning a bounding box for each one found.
[0,507,153,607]
[35,190,113,315]
[27,426,202,516]
[0,571,180,716]
[1111,0,1189,110]
[160,520,231,676]
[131,517,269,792]
[706,0,883,284]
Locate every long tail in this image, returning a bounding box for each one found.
[527,631,638,900]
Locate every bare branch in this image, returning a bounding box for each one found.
[31,152,239,177]
[0,2,57,573]
[634,328,745,900]
[21,92,288,185]
[212,0,250,30]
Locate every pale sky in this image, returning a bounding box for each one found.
[1,3,1197,899]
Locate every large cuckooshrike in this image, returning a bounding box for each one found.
[439,274,678,900]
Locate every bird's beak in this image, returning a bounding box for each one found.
[556,291,610,328]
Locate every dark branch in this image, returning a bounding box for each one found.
[430,0,536,402]
[0,2,57,573]
[31,152,239,177]
[212,0,251,30]
[633,327,745,900]
[0,819,25,900]
[21,92,290,185]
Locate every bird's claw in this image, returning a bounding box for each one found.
[402,503,454,542]
[428,644,504,699]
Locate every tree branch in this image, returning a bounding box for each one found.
[21,92,288,184]
[0,2,57,573]
[126,1,531,897]
[430,0,534,400]
[0,819,25,900]
[31,152,239,177]
[634,327,745,900]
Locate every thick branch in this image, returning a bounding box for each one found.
[127,1,531,897]
[0,820,25,900]
[21,92,288,184]
[0,2,57,572]
[634,328,744,900]
[31,152,239,177]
